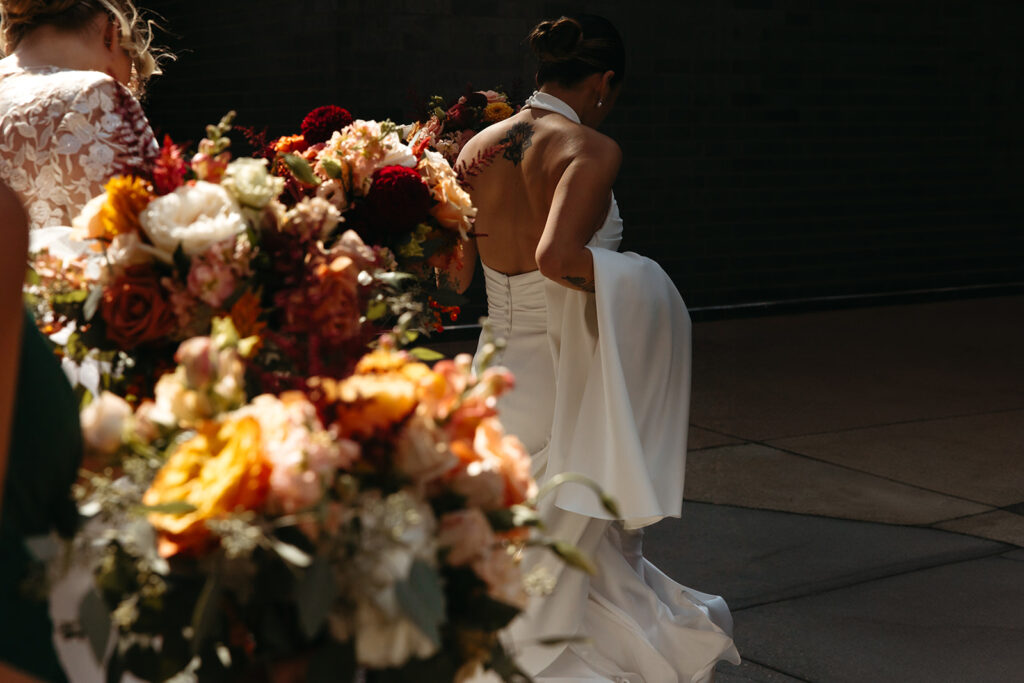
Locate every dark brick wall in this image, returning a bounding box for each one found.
[142,0,1023,311]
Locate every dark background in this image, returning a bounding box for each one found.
[141,0,1023,316]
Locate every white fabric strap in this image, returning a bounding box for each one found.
[524,90,582,124]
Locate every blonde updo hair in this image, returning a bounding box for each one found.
[0,0,170,92]
[529,15,625,88]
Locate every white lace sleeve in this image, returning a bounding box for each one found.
[0,70,158,230]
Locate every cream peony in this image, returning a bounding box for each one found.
[138,181,247,262]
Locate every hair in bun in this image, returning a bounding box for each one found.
[1,0,171,92]
[528,14,625,87]
[530,16,583,63]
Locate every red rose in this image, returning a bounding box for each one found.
[100,266,177,349]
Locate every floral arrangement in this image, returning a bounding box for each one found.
[407,88,519,165]
[245,105,477,296]
[25,112,457,400]
[68,320,606,682]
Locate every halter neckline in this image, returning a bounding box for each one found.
[524,90,582,124]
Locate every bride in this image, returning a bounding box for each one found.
[452,15,741,682]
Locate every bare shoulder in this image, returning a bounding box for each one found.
[574,127,621,167]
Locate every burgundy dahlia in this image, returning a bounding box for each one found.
[365,166,433,234]
[301,105,354,144]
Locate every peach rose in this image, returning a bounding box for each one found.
[438,508,495,567]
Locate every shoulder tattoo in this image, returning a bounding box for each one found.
[500,122,534,166]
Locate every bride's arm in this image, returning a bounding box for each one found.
[535,135,621,291]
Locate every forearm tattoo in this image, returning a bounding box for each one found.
[500,122,534,166]
[562,275,596,292]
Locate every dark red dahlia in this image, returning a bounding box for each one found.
[365,165,433,234]
[301,106,354,144]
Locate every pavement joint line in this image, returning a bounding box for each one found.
[737,438,1005,511]
[700,405,1024,443]
[719,656,812,682]
[728,543,1013,614]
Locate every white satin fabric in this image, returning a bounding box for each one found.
[471,92,740,682]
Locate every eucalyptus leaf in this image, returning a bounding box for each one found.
[297,552,337,639]
[282,153,322,187]
[393,560,445,648]
[375,271,416,288]
[270,537,313,567]
[190,574,223,655]
[135,501,197,515]
[78,587,111,665]
[550,540,597,575]
[408,347,444,362]
[320,157,344,179]
[82,284,103,321]
[366,298,388,321]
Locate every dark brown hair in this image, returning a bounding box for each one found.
[0,0,169,91]
[529,14,625,87]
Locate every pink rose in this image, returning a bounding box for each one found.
[472,547,527,609]
[438,508,495,567]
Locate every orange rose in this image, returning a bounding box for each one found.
[100,266,177,349]
[143,416,271,556]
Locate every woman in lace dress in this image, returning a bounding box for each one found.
[0,0,163,231]
[454,15,740,682]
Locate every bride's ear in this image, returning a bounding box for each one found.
[599,70,615,101]
[101,16,119,52]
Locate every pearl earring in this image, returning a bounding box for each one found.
[597,100,604,108]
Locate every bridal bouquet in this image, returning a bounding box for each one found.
[247,104,476,292]
[406,87,519,165]
[25,113,452,399]
[69,320,583,681]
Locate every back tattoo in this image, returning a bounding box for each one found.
[500,122,534,166]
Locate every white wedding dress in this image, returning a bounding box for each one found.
[474,93,740,682]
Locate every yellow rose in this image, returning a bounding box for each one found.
[143,416,270,557]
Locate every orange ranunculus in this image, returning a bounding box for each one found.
[316,348,438,439]
[99,175,154,238]
[143,416,270,556]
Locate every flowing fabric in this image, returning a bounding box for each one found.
[472,91,739,681]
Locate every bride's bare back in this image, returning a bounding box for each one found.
[454,100,621,291]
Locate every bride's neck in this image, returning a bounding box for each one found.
[9,25,107,74]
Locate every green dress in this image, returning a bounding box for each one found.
[1,309,82,682]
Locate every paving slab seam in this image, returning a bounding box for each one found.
[740,438,1002,512]
[719,657,812,682]
[739,405,1024,442]
[728,544,1014,613]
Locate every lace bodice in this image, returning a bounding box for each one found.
[0,61,158,230]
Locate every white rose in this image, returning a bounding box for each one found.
[80,391,133,456]
[138,181,247,263]
[107,231,154,274]
[221,157,285,209]
[71,193,106,240]
[378,132,417,169]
